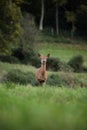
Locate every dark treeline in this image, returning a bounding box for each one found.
[0,0,87,52]
[22,0,87,36]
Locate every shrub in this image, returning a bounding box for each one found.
[68,55,84,72]
[83,66,87,73]
[0,55,19,63]
[12,46,39,65]
[47,73,81,88]
[11,46,25,61]
[59,73,78,88]
[30,55,40,68]
[12,46,41,67]
[5,69,36,85]
[58,61,73,72]
[47,57,60,71]
[47,74,66,87]
[47,57,73,72]
[21,48,38,65]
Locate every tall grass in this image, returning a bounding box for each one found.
[0,84,87,130]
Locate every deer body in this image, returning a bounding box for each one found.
[35,54,50,85]
[36,64,47,83]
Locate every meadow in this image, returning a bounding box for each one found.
[0,42,87,130]
[36,42,87,66]
[0,84,87,130]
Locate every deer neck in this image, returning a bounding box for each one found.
[41,63,46,72]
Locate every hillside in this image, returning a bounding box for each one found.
[0,42,87,130]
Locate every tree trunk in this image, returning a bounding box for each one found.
[71,22,75,38]
[39,0,44,31]
[8,0,12,7]
[56,3,59,35]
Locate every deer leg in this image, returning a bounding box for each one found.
[37,80,46,87]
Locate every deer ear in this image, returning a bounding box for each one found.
[47,54,50,58]
[38,53,41,57]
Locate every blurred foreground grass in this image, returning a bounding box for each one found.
[0,84,87,130]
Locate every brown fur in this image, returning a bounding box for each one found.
[35,54,50,86]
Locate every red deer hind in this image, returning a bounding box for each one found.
[35,54,50,86]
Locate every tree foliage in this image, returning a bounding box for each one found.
[65,0,87,36]
[0,0,23,52]
[0,0,87,53]
[20,13,39,50]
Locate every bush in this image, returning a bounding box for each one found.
[30,55,40,68]
[47,57,60,71]
[47,57,73,72]
[0,55,19,63]
[83,66,87,73]
[12,46,39,65]
[4,70,84,88]
[59,73,78,88]
[21,48,39,65]
[11,46,25,61]
[5,69,36,85]
[47,73,81,88]
[47,74,66,87]
[58,61,73,72]
[68,55,84,72]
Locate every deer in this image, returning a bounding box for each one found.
[35,53,50,86]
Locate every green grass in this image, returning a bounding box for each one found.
[36,43,87,66]
[0,42,87,130]
[0,62,36,78]
[0,62,87,85]
[0,84,87,130]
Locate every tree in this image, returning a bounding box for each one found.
[12,0,23,5]
[23,0,45,31]
[65,0,87,37]
[65,11,76,38]
[20,13,39,50]
[77,4,87,35]
[39,0,45,30]
[53,0,67,35]
[0,0,23,53]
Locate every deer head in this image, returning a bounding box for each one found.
[38,53,50,65]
